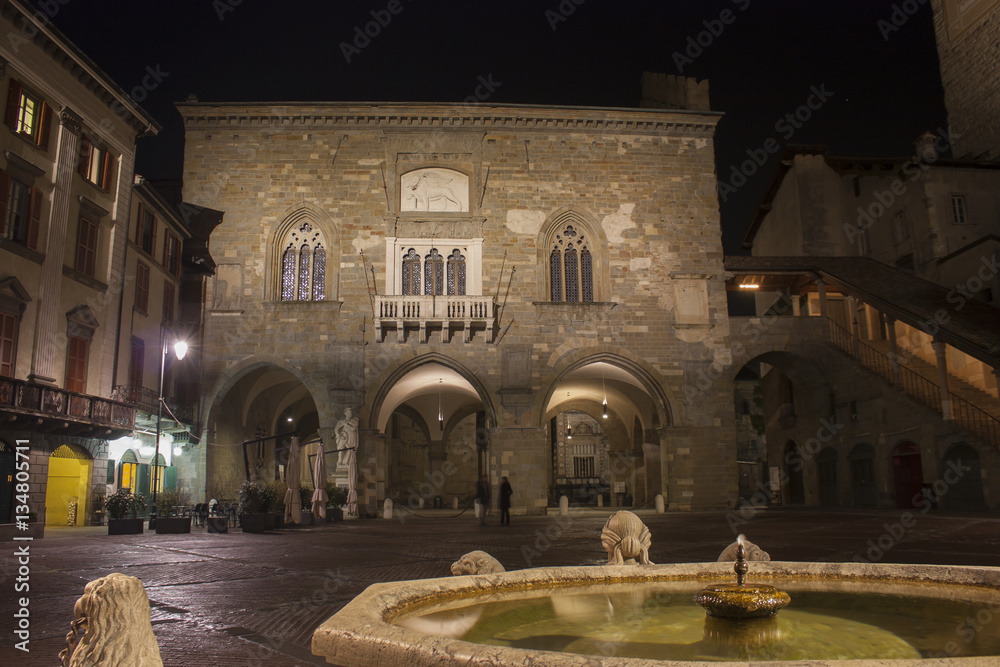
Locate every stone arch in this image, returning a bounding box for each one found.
[891,441,923,509]
[264,202,340,301]
[367,353,498,435]
[536,349,673,432]
[940,443,985,511]
[537,205,609,303]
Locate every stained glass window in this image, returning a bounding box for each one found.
[550,223,594,302]
[278,221,327,301]
[297,244,311,300]
[424,248,444,296]
[281,246,296,300]
[312,246,326,301]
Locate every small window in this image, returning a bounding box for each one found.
[277,221,325,302]
[858,227,871,256]
[163,232,181,277]
[65,335,89,393]
[135,262,149,313]
[949,195,967,224]
[4,80,51,150]
[75,218,99,277]
[0,172,42,250]
[137,203,156,255]
[77,137,116,192]
[162,282,175,324]
[892,211,910,244]
[0,310,17,377]
[129,337,144,388]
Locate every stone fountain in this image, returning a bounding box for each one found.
[693,534,791,619]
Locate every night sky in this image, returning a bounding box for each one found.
[45,0,946,254]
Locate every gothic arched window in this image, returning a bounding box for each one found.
[278,222,326,302]
[402,248,421,295]
[423,248,444,295]
[549,224,593,302]
[447,249,466,296]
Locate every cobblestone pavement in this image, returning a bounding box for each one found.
[2,508,999,666]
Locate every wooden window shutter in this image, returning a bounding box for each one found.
[4,80,21,130]
[77,137,91,177]
[101,150,114,191]
[136,202,145,245]
[37,101,51,150]
[27,186,41,250]
[0,170,8,238]
[162,231,169,266]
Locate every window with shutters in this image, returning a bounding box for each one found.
[77,136,116,192]
[136,203,156,255]
[75,218,98,277]
[0,310,16,377]
[0,173,42,250]
[135,262,149,313]
[65,335,89,393]
[162,282,175,324]
[163,233,181,277]
[129,337,144,389]
[4,79,51,150]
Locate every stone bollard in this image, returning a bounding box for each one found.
[559,495,569,516]
[655,494,665,514]
[383,498,393,519]
[453,497,459,510]
[418,497,424,510]
[597,494,604,508]
[60,573,163,667]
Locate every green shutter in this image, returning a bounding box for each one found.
[164,466,177,491]
[137,463,150,500]
[106,460,115,484]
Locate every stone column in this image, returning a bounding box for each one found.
[28,108,81,385]
[931,340,953,421]
[812,277,828,318]
[885,314,901,387]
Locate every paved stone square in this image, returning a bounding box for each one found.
[2,508,999,666]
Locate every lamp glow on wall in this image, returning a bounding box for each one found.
[153,335,188,506]
[601,364,608,419]
[438,379,444,429]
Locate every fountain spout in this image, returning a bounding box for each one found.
[693,535,790,619]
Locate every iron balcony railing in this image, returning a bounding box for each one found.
[0,376,135,430]
[828,320,1000,448]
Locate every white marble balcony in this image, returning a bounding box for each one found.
[374,295,496,343]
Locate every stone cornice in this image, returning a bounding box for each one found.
[175,102,722,136]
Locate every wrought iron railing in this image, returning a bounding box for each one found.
[0,376,135,430]
[828,320,1000,447]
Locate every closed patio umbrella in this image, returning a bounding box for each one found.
[311,441,328,519]
[284,436,302,525]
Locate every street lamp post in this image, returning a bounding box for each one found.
[153,332,188,508]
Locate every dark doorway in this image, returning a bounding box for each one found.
[783,441,805,504]
[940,444,985,511]
[849,443,877,507]
[0,440,15,523]
[892,442,924,509]
[817,448,838,506]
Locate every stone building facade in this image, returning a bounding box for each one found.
[177,98,741,514]
[931,0,1000,158]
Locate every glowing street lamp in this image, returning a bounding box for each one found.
[153,333,188,507]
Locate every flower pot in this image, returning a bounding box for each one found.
[108,518,144,535]
[207,517,228,533]
[298,511,313,526]
[241,512,273,533]
[155,517,192,534]
[328,507,344,522]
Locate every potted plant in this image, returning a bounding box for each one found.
[106,488,146,535]
[239,480,276,533]
[155,488,192,534]
[297,484,314,525]
[326,484,347,522]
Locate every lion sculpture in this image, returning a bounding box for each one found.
[601,510,654,565]
[717,534,771,562]
[450,550,506,576]
[59,573,163,667]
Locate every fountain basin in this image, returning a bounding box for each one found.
[311,562,1000,666]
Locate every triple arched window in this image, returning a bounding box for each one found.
[549,224,593,302]
[401,248,466,296]
[279,222,326,301]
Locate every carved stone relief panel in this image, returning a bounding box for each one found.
[213,263,243,311]
[400,168,469,212]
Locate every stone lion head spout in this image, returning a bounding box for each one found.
[601,510,654,565]
[59,573,163,667]
[450,550,506,576]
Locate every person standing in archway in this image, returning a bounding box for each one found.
[498,476,513,526]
